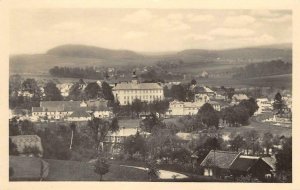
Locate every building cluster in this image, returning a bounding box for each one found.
[199,150,275,182]
[31,99,112,122]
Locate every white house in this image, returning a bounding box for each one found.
[56,83,73,97]
[255,98,272,116]
[231,94,248,105]
[32,99,112,121]
[67,110,92,121]
[166,100,205,116]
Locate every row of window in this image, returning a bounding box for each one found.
[122,89,163,94]
[123,95,162,100]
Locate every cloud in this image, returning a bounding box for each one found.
[121,9,155,24]
[253,34,275,44]
[52,22,82,31]
[210,28,255,37]
[167,13,184,21]
[186,14,214,22]
[123,31,148,40]
[223,15,255,27]
[250,10,286,18]
[263,14,291,23]
[184,33,214,41]
[154,18,191,31]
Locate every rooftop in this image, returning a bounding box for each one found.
[113,82,163,90]
[200,150,241,169]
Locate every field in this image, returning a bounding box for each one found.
[163,116,292,138]
[195,74,292,89]
[45,159,149,181]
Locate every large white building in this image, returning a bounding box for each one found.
[112,75,164,105]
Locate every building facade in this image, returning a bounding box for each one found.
[112,76,164,105]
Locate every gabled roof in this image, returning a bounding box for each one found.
[230,155,273,172]
[69,110,91,118]
[200,150,241,169]
[229,155,260,172]
[113,82,163,90]
[194,86,215,94]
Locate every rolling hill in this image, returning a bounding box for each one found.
[10,43,292,74]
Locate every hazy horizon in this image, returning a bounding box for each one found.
[10,9,292,54]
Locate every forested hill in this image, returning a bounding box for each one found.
[232,60,292,79]
[10,43,292,73]
[46,44,144,60]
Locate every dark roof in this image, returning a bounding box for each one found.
[230,155,273,172]
[9,156,43,180]
[40,101,82,112]
[200,150,240,169]
[69,110,91,118]
[33,101,109,113]
[32,107,43,112]
[229,156,260,172]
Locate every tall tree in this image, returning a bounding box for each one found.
[22,78,40,95]
[44,81,63,101]
[68,83,84,100]
[146,159,160,181]
[238,98,259,117]
[20,120,35,135]
[244,130,259,155]
[262,132,273,155]
[9,117,20,136]
[85,82,103,99]
[69,122,76,150]
[197,103,219,129]
[131,99,143,117]
[230,135,245,152]
[275,137,292,182]
[93,157,110,181]
[88,117,119,154]
[140,113,165,133]
[101,81,114,101]
[124,132,147,158]
[273,92,285,114]
[149,100,169,117]
[9,138,19,155]
[170,84,186,101]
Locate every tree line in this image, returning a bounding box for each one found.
[49,66,105,79]
[9,75,115,110]
[232,60,292,79]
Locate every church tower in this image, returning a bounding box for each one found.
[132,71,138,84]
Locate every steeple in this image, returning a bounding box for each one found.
[132,70,138,84]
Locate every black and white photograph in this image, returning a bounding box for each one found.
[5,2,295,185]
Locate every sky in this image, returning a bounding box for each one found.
[10,9,292,54]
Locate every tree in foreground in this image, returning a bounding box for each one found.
[69,122,76,150]
[146,159,160,181]
[123,132,147,159]
[88,117,119,154]
[94,157,110,181]
[244,130,259,155]
[230,135,245,152]
[275,137,292,182]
